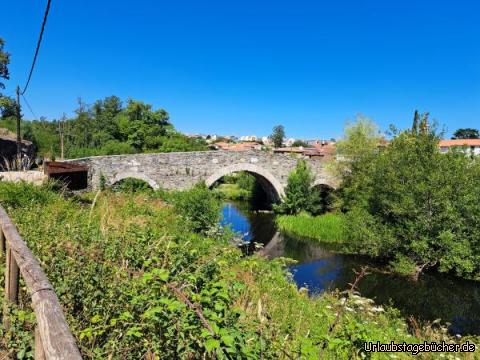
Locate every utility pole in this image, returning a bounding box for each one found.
[59,113,65,160]
[15,86,21,157]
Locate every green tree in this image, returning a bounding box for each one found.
[0,38,13,119]
[0,37,10,91]
[334,115,382,210]
[274,160,315,215]
[343,120,480,278]
[292,139,310,147]
[452,128,479,139]
[270,125,285,148]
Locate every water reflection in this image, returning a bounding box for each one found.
[220,201,480,335]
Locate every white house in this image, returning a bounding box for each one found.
[439,139,480,156]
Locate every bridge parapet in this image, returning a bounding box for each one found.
[66,150,338,199]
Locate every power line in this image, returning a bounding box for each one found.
[21,94,38,119]
[21,0,52,95]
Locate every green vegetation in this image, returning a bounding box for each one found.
[452,128,479,139]
[111,178,153,193]
[270,124,285,148]
[277,213,345,244]
[337,114,480,279]
[275,160,336,216]
[0,95,208,159]
[213,172,256,201]
[0,37,10,95]
[2,182,477,358]
[214,183,251,201]
[169,182,222,234]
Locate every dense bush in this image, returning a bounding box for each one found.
[111,178,153,193]
[342,127,480,278]
[170,182,221,233]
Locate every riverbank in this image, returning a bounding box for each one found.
[1,182,479,358]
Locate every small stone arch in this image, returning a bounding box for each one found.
[313,179,337,190]
[205,163,284,203]
[110,171,159,190]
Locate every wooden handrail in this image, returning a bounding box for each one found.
[0,206,82,360]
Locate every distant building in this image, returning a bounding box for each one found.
[239,135,258,142]
[284,138,296,147]
[439,139,480,155]
[273,140,336,159]
[261,136,273,146]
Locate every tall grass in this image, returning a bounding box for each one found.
[276,212,346,243]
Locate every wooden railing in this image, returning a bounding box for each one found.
[0,206,82,359]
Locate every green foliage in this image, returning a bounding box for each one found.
[236,171,256,192]
[1,95,208,158]
[335,116,383,211]
[452,128,480,139]
[389,254,418,276]
[0,183,477,358]
[275,160,333,216]
[0,37,10,91]
[0,181,57,208]
[111,178,153,193]
[213,172,257,201]
[170,182,221,233]
[291,139,310,147]
[270,125,285,148]
[277,213,345,243]
[214,183,251,201]
[341,124,480,278]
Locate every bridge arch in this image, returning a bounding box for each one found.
[109,171,159,190]
[205,163,284,203]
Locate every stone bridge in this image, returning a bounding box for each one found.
[68,150,337,202]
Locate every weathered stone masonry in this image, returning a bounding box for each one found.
[67,150,337,201]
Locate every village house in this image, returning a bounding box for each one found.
[438,139,480,155]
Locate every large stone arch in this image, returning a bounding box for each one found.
[109,171,159,190]
[205,163,284,203]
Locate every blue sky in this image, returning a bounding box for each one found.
[2,0,480,139]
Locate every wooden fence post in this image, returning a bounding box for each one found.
[0,228,5,254]
[35,327,46,360]
[4,242,20,329]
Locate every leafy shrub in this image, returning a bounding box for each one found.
[341,125,480,278]
[100,140,136,155]
[0,181,59,208]
[170,182,221,233]
[111,177,153,192]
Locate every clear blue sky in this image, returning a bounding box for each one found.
[2,0,480,139]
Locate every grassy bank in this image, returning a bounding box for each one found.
[277,213,346,244]
[214,183,251,200]
[0,182,478,358]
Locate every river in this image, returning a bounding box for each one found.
[220,201,480,336]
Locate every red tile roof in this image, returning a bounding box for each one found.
[439,139,480,147]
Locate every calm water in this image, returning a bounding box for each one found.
[220,201,480,335]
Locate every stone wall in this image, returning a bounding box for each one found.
[0,171,47,186]
[66,150,338,200]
